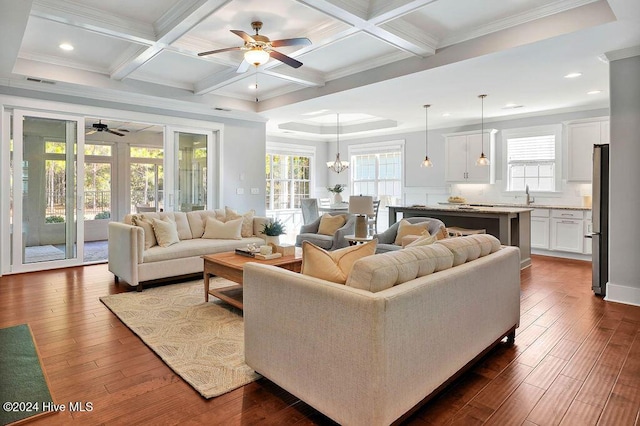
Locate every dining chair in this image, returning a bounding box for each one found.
[367,200,381,235]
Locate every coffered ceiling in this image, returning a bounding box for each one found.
[1,0,639,140]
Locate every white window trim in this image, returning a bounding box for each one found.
[501,124,562,195]
[348,139,405,196]
[266,141,316,203]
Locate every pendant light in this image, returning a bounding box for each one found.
[420,104,433,167]
[327,113,349,173]
[476,94,490,166]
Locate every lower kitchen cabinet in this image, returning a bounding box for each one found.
[531,209,550,249]
[550,217,584,253]
[530,208,590,257]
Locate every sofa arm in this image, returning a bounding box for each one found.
[332,215,356,249]
[300,216,321,234]
[108,222,144,286]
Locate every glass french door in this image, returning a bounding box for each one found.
[11,110,84,271]
[165,128,216,212]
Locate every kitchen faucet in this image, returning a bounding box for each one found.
[525,185,535,205]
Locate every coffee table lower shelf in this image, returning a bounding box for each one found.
[207,285,243,310]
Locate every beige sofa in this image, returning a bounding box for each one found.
[243,235,521,426]
[108,210,269,291]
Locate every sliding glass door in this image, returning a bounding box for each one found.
[11,110,84,271]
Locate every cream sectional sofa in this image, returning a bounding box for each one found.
[243,235,521,426]
[108,209,269,291]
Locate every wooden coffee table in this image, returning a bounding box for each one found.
[202,248,302,310]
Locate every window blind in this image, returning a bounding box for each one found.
[507,135,555,162]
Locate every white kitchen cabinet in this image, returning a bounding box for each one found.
[530,209,550,249]
[584,210,593,255]
[444,129,496,183]
[567,119,609,182]
[550,209,584,253]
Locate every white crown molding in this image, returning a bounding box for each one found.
[439,0,601,48]
[325,50,409,81]
[381,19,438,54]
[32,0,156,44]
[18,52,109,75]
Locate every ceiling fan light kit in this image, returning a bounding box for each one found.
[476,94,490,166]
[198,21,311,71]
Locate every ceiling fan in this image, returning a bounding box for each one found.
[86,120,129,137]
[198,21,311,72]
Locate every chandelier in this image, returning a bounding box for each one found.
[327,113,349,173]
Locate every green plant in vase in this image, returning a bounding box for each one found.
[261,218,286,248]
[327,184,346,204]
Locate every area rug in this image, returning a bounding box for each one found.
[0,324,55,425]
[99,280,260,398]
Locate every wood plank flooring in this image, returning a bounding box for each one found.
[1,255,639,425]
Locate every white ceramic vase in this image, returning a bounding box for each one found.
[332,192,343,205]
[265,235,280,249]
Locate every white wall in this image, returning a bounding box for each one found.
[607,52,640,306]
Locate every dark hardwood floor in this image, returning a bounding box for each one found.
[1,255,639,425]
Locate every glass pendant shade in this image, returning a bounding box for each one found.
[244,48,270,66]
[420,104,433,167]
[328,113,349,173]
[421,156,433,167]
[476,94,490,166]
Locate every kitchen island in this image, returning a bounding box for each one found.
[388,205,533,268]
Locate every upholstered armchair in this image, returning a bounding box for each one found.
[374,217,446,253]
[295,213,356,251]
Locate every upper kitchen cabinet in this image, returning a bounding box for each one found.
[566,118,609,182]
[444,129,497,183]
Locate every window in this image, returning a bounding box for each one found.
[350,141,403,202]
[265,153,312,210]
[503,126,561,192]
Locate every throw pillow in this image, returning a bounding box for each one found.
[301,239,377,284]
[225,207,255,237]
[394,219,430,245]
[317,213,347,236]
[151,217,180,247]
[436,225,449,240]
[405,232,437,248]
[131,214,157,250]
[202,217,243,240]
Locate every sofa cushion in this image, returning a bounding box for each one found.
[152,217,180,247]
[143,237,265,263]
[435,234,501,266]
[203,217,242,240]
[225,207,255,238]
[394,219,431,245]
[403,232,437,248]
[318,213,347,236]
[186,210,221,238]
[346,244,454,292]
[131,214,157,250]
[301,239,377,284]
[469,234,501,256]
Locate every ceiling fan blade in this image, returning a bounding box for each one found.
[271,37,311,48]
[230,30,256,44]
[86,129,97,135]
[116,128,130,133]
[269,50,303,68]
[107,129,125,137]
[236,60,251,73]
[198,46,241,57]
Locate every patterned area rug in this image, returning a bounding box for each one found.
[100,280,260,398]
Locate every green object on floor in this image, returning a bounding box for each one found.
[0,324,54,425]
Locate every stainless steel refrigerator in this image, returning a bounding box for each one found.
[591,144,609,296]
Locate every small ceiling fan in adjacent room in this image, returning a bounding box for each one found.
[86,120,129,137]
[198,21,311,73]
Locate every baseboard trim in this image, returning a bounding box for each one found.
[605,282,640,307]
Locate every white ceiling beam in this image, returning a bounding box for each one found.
[262,66,325,87]
[193,69,245,94]
[110,0,233,80]
[296,0,434,56]
[368,0,439,25]
[31,0,156,45]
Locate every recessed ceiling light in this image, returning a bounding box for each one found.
[59,43,74,51]
[564,72,582,79]
[504,103,519,108]
[442,113,451,117]
[587,90,602,95]
[303,109,330,116]
[248,84,257,89]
